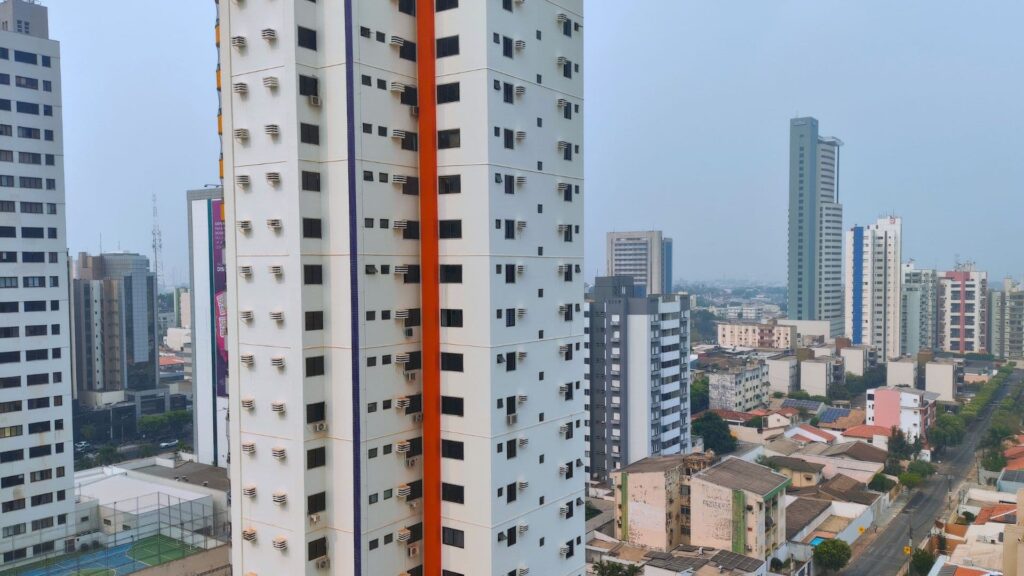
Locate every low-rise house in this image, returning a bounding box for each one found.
[690,458,789,562]
[998,469,1024,494]
[585,538,768,576]
[842,424,893,451]
[783,424,839,445]
[790,444,885,484]
[764,436,803,458]
[789,474,888,523]
[780,398,826,417]
[768,457,825,488]
[817,407,867,432]
[866,386,939,443]
[784,496,873,566]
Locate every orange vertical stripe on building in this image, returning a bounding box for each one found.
[416,0,441,574]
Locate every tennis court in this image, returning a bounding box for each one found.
[3,535,200,576]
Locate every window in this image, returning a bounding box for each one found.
[307,537,328,561]
[399,40,417,62]
[441,396,464,416]
[441,439,464,460]
[441,352,464,372]
[439,264,462,283]
[13,51,35,65]
[502,0,513,10]
[297,26,318,50]
[306,447,326,469]
[401,131,419,151]
[439,220,462,239]
[503,82,514,104]
[17,127,39,139]
[436,0,458,10]
[442,527,465,549]
[563,58,573,78]
[302,171,321,191]
[305,356,325,377]
[20,176,42,189]
[0,125,10,136]
[300,123,320,145]
[299,75,319,96]
[304,264,323,285]
[305,311,324,331]
[16,101,38,115]
[306,402,326,424]
[503,128,514,150]
[440,309,463,327]
[438,129,460,149]
[18,152,40,165]
[302,218,322,238]
[502,36,513,58]
[439,174,461,194]
[437,82,460,104]
[442,483,464,504]
[437,36,460,58]
[308,491,326,514]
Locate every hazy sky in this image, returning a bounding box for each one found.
[49,1,1023,286]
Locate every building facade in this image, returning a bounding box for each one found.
[938,265,988,355]
[989,278,1024,361]
[708,361,768,412]
[865,386,938,443]
[900,261,938,357]
[606,230,671,296]
[587,276,690,483]
[219,1,586,575]
[0,0,76,567]
[187,188,228,468]
[845,217,902,362]
[766,356,798,395]
[71,252,158,406]
[717,321,796,350]
[787,117,843,338]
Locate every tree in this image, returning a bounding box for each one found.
[593,561,642,576]
[812,539,852,574]
[137,415,165,439]
[79,424,98,442]
[888,427,915,460]
[910,549,936,576]
[981,449,1007,472]
[690,310,717,344]
[693,412,736,454]
[907,460,935,478]
[868,473,896,492]
[930,413,966,450]
[691,376,709,413]
[899,472,924,489]
[96,445,119,466]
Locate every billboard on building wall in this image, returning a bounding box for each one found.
[212,199,229,398]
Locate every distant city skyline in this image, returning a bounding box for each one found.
[41,0,1024,285]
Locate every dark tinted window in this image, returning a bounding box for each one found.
[297,27,318,50]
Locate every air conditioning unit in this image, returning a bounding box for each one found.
[233,128,250,140]
[560,344,571,355]
[515,85,526,97]
[406,544,420,558]
[240,397,255,410]
[395,397,411,409]
[557,181,571,191]
[506,413,518,425]
[394,265,410,275]
[516,175,527,185]
[240,353,255,365]
[516,264,525,274]
[266,219,283,230]
[390,36,406,46]
[514,39,526,50]
[558,384,569,395]
[559,545,570,557]
[516,308,526,318]
[271,446,286,460]
[516,220,527,230]
[396,528,412,542]
[392,129,407,139]
[242,485,257,497]
[518,480,529,490]
[241,528,256,541]
[497,532,506,542]
[314,556,330,570]
[270,401,286,413]
[395,353,411,364]
[261,28,277,41]
[559,464,569,476]
[264,124,280,136]
[556,56,568,66]
[409,105,419,117]
[262,76,279,88]
[233,82,249,95]
[239,265,254,277]
[241,441,256,454]
[404,371,416,382]
[270,356,285,368]
[396,441,412,454]
[557,140,571,150]
[517,568,529,576]
[270,492,287,506]
[308,514,321,525]
[557,13,569,23]
[518,523,529,534]
[272,537,287,551]
[269,311,284,322]
[390,81,408,93]
[515,130,526,140]
[518,437,529,448]
[392,174,409,185]
[268,265,283,277]
[235,174,251,187]
[557,98,569,108]
[266,172,281,184]
[308,95,322,107]
[559,423,570,435]
[517,394,528,404]
[559,505,570,517]
[517,351,527,360]
[397,484,412,500]
[231,36,247,49]
[394,310,411,321]
[558,305,568,314]
[312,422,328,433]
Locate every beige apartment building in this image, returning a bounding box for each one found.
[718,321,797,350]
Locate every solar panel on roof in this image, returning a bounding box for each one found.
[712,549,765,572]
[819,407,851,423]
[782,398,823,411]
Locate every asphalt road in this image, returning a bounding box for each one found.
[841,370,1020,576]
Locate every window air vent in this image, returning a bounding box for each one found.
[241,528,257,541]
[232,82,249,95]
[270,356,285,368]
[270,401,286,413]
[271,446,286,460]
[266,219,283,230]
[261,28,277,41]
[235,175,251,187]
[264,124,280,136]
[262,76,279,88]
[231,36,247,49]
[233,128,250,140]
[241,397,255,410]
[241,441,256,454]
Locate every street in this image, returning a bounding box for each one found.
[841,369,1020,575]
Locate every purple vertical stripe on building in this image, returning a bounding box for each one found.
[852,226,864,345]
[343,0,362,573]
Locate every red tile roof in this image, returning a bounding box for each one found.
[844,425,893,439]
[974,503,1016,525]
[705,409,758,423]
[1004,445,1024,459]
[1005,457,1024,472]
[798,424,837,442]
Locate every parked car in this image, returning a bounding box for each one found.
[74,441,90,451]
[158,439,179,449]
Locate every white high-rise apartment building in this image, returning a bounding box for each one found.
[606,230,672,296]
[938,265,988,355]
[845,216,902,362]
[219,1,585,575]
[901,261,938,357]
[0,0,74,568]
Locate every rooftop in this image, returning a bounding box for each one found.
[134,461,231,492]
[694,457,789,496]
[785,497,831,540]
[616,453,715,475]
[782,398,826,412]
[821,441,889,464]
[77,474,209,514]
[769,456,825,474]
[844,424,894,439]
